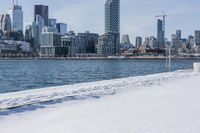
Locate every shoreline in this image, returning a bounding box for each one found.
[0,56,200,60]
[0,69,194,110]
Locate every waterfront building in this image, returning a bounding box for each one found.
[0,14,12,32]
[34,5,49,26]
[157,19,164,48]
[195,30,200,46]
[135,36,142,49]
[97,33,118,56]
[0,40,30,53]
[77,31,99,53]
[8,2,23,32]
[40,32,68,57]
[105,0,120,55]
[0,41,17,52]
[62,31,80,56]
[56,23,67,35]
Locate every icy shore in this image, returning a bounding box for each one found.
[0,70,200,133]
[0,70,196,110]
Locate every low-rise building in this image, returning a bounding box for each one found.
[120,34,133,50]
[97,33,117,56]
[0,40,30,53]
[149,36,157,49]
[135,36,142,49]
[62,31,80,57]
[40,32,68,57]
[77,31,99,53]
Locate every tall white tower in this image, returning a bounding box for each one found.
[8,0,23,32]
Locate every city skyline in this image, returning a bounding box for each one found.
[1,0,200,43]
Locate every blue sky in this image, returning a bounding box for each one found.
[1,0,200,43]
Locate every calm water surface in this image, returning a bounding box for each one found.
[0,59,198,93]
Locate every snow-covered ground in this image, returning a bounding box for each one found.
[0,70,200,133]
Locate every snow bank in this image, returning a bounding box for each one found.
[0,69,197,110]
[0,70,200,133]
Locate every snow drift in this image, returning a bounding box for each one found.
[0,70,197,110]
[1,70,200,133]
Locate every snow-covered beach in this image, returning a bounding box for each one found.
[0,70,200,133]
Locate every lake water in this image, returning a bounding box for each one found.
[0,59,198,94]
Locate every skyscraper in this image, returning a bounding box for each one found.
[0,14,12,32]
[105,0,120,34]
[105,0,120,55]
[34,5,49,26]
[8,2,23,32]
[157,19,164,48]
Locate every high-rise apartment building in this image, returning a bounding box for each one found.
[105,0,120,55]
[105,0,120,34]
[157,19,164,48]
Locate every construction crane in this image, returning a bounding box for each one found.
[155,13,168,46]
[155,13,171,71]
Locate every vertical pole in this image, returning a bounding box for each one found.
[166,45,168,69]
[168,45,171,72]
[163,15,166,69]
